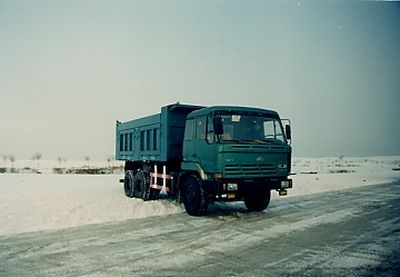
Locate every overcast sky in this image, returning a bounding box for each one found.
[1,0,399,160]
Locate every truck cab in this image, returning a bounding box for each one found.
[180,106,292,215]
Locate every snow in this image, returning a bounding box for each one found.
[284,156,400,199]
[0,174,182,236]
[0,156,399,236]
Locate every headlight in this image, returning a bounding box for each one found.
[214,172,223,179]
[281,179,293,189]
[227,183,238,191]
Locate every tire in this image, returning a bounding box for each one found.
[182,175,208,216]
[244,189,271,212]
[124,170,135,198]
[133,170,149,200]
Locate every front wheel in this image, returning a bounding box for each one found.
[244,189,271,212]
[182,175,208,216]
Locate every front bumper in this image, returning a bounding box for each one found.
[204,178,293,201]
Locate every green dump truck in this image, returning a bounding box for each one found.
[116,103,292,216]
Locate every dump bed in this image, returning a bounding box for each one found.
[116,103,204,162]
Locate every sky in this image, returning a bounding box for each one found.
[1,0,399,160]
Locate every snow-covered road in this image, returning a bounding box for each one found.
[1,180,399,276]
[1,156,399,275]
[1,156,399,237]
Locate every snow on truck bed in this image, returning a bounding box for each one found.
[0,156,399,236]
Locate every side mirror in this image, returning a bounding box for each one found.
[213,116,224,135]
[285,125,291,141]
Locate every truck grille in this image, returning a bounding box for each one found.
[224,164,277,177]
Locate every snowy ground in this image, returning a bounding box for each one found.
[0,156,399,236]
[1,156,400,276]
[288,156,400,197]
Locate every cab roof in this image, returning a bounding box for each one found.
[187,105,280,119]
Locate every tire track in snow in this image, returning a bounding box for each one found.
[0,180,399,276]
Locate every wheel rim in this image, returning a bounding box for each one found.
[185,184,197,206]
[134,177,142,194]
[134,172,144,198]
[183,177,201,214]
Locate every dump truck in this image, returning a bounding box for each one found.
[116,103,292,216]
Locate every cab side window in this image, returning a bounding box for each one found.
[207,116,215,143]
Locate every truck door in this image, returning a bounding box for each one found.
[183,118,198,163]
[183,116,208,164]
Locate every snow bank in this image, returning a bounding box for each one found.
[283,156,400,199]
[0,174,182,236]
[0,156,399,236]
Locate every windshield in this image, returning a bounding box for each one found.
[208,114,286,144]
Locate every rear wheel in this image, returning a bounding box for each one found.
[124,170,135,198]
[244,189,271,212]
[133,170,148,200]
[182,175,208,216]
